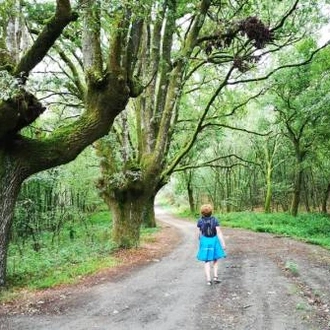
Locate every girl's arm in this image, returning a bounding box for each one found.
[216,226,226,249]
[197,227,201,240]
[196,219,202,240]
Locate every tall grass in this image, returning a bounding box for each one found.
[222,212,330,249]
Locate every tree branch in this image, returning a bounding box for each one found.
[222,88,267,117]
[14,0,78,82]
[201,123,272,136]
[55,45,86,99]
[163,65,235,178]
[174,162,249,172]
[270,0,299,34]
[228,42,330,86]
[0,91,46,139]
[174,154,260,172]
[154,0,212,164]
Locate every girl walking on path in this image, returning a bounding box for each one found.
[196,204,226,285]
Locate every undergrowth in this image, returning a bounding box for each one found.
[2,211,159,300]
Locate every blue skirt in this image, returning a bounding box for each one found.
[197,235,226,262]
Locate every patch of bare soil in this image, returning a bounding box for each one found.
[0,222,181,317]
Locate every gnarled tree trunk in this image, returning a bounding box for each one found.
[264,166,273,213]
[104,190,149,248]
[142,195,157,228]
[0,159,25,286]
[290,167,303,217]
[321,183,330,214]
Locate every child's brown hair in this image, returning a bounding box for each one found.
[200,204,213,217]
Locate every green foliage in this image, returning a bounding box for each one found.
[24,1,56,25]
[12,146,104,246]
[285,260,299,276]
[4,210,160,293]
[139,225,159,244]
[296,302,309,311]
[175,207,198,219]
[219,212,330,249]
[7,211,115,289]
[0,70,20,100]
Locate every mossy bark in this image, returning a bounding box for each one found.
[105,191,147,248]
[0,76,130,287]
[290,167,303,217]
[321,183,330,214]
[0,157,24,287]
[142,195,157,228]
[264,165,273,213]
[98,169,160,247]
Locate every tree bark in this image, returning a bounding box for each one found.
[302,176,311,212]
[142,195,157,228]
[290,167,303,217]
[321,183,330,214]
[184,171,195,214]
[187,182,195,214]
[0,159,24,287]
[225,170,232,213]
[0,85,129,287]
[14,0,77,81]
[106,191,148,248]
[264,166,273,213]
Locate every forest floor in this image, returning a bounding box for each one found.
[1,207,330,330]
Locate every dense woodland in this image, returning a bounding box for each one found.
[1,0,330,287]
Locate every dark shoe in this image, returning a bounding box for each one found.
[213,277,221,284]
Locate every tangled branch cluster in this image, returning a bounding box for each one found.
[204,16,273,72]
[233,55,261,73]
[239,16,273,49]
[205,16,273,55]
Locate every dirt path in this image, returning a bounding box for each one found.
[1,207,330,330]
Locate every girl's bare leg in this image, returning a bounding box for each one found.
[213,260,218,278]
[204,262,211,282]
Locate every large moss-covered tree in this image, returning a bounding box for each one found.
[0,0,143,286]
[95,0,327,247]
